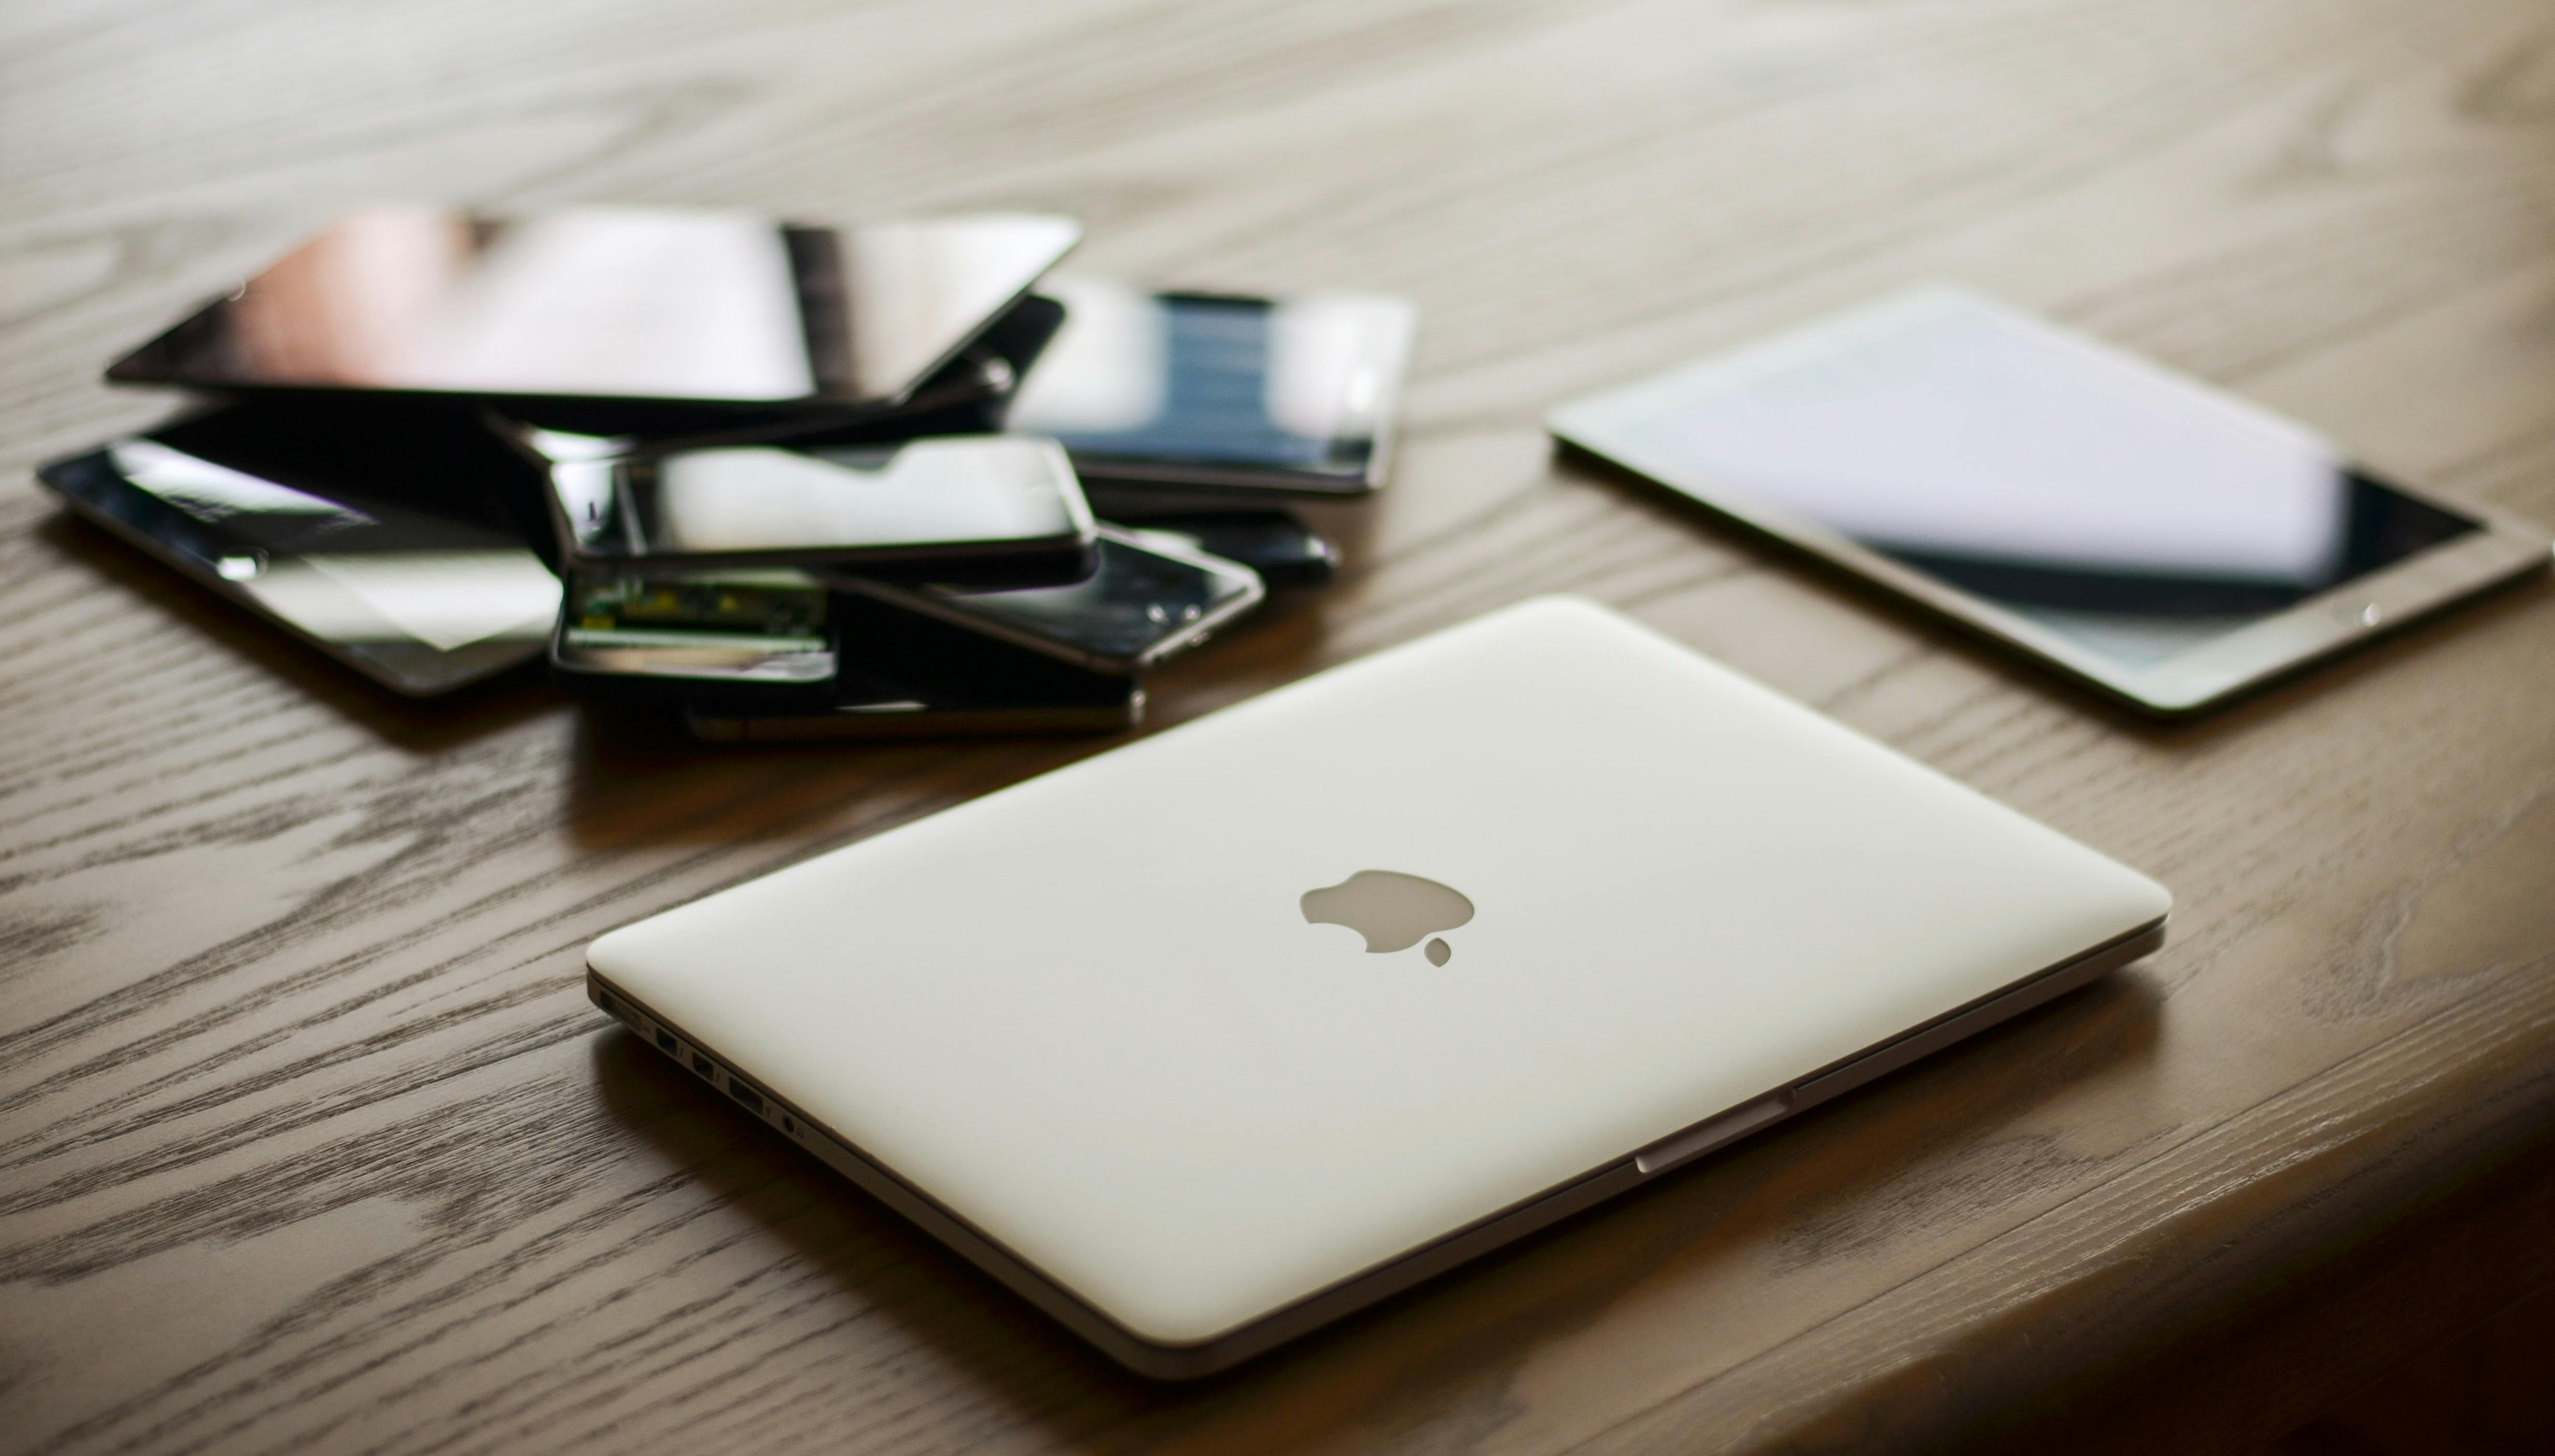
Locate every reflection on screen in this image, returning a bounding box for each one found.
[41,414,560,692]
[1005,280,1398,475]
[539,434,1082,560]
[107,206,1079,407]
[925,535,1252,658]
[1628,292,2476,665]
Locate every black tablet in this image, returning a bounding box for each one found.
[106,206,1078,419]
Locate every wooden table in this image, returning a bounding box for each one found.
[6,1,2553,1450]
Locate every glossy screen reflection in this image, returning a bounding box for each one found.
[912,533,1258,661]
[1625,294,2477,666]
[37,407,560,694]
[107,206,1079,410]
[536,433,1089,568]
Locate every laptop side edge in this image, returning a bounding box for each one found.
[584,911,2163,1379]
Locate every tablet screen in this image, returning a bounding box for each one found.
[1584,290,2476,667]
[106,207,1079,409]
[36,403,560,694]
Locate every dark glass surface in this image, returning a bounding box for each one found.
[898,532,1260,662]
[756,294,1071,449]
[106,206,1079,413]
[35,400,560,694]
[528,431,1092,578]
[1003,281,1409,484]
[683,595,1136,736]
[1621,296,2481,667]
[1110,512,1337,586]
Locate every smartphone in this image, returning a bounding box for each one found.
[35,400,559,695]
[1111,512,1337,587]
[552,568,836,701]
[836,526,1265,675]
[684,597,1141,742]
[105,206,1080,426]
[1550,286,2554,715]
[1003,280,1415,496]
[524,431,1098,582]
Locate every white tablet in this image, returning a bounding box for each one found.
[585,597,2168,1376]
[1550,287,2551,715]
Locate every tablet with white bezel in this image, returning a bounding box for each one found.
[1550,287,2549,714]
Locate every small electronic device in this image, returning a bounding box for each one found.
[106,206,1079,423]
[1113,511,1338,587]
[584,597,2169,1376]
[526,431,1097,581]
[552,568,835,698]
[683,597,1141,742]
[1549,286,2553,715]
[1003,279,1415,496]
[36,401,559,695]
[835,526,1264,675]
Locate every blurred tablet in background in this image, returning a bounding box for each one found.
[1551,286,2553,715]
[36,400,559,695]
[106,206,1080,428]
[1006,280,1414,497]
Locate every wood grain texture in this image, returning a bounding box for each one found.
[5,0,2555,1451]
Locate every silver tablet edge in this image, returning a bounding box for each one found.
[1547,414,2552,717]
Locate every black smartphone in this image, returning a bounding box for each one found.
[1106,511,1337,587]
[1004,280,1415,496]
[35,399,559,695]
[683,596,1141,742]
[105,206,1080,430]
[522,430,1098,583]
[834,526,1265,675]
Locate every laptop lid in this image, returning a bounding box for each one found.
[588,597,2168,1368]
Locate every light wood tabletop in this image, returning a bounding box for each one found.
[6,1,2554,1451]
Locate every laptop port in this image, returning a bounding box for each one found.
[729,1083,764,1114]
[656,1029,678,1054]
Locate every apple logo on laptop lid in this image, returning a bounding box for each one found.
[1301,870,1473,965]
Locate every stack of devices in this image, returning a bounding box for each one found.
[37,205,1419,737]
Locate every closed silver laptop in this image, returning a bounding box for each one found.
[587,596,2168,1376]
